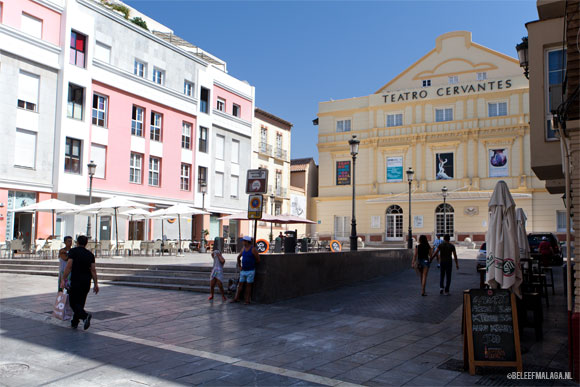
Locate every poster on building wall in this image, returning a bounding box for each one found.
[435,152,454,180]
[489,149,508,177]
[414,216,424,228]
[291,194,307,218]
[371,216,381,229]
[386,157,403,182]
[336,161,351,185]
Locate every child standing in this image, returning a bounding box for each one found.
[209,245,226,301]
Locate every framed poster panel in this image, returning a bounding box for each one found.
[386,156,403,182]
[488,149,508,177]
[436,152,454,180]
[336,161,351,185]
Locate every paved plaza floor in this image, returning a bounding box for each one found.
[0,257,574,386]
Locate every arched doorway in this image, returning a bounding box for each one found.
[385,205,403,241]
[435,203,454,236]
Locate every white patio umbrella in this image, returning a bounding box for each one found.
[516,208,531,261]
[272,214,317,224]
[218,211,277,222]
[149,204,209,256]
[11,199,79,238]
[486,181,523,297]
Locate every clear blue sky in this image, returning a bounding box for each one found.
[126,0,537,163]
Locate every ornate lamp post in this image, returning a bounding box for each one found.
[442,186,449,236]
[349,135,360,252]
[515,37,529,79]
[87,160,97,239]
[406,168,414,249]
[270,192,275,243]
[199,180,207,253]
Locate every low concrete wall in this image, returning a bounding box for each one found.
[252,249,412,303]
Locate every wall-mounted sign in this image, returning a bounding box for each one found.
[255,239,269,254]
[336,161,351,186]
[246,169,268,194]
[248,194,263,220]
[330,240,342,252]
[436,152,454,180]
[387,156,403,182]
[413,215,423,228]
[489,149,508,178]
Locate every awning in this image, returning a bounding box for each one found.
[366,190,532,203]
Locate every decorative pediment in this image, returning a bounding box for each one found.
[414,58,497,80]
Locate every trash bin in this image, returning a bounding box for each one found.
[284,231,296,253]
[300,238,308,252]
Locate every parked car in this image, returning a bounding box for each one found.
[527,233,563,266]
[476,242,486,269]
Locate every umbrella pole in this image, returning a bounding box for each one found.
[178,214,182,256]
[95,213,98,258]
[161,219,164,256]
[52,209,55,240]
[114,207,119,256]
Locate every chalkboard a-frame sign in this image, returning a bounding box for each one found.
[463,289,522,375]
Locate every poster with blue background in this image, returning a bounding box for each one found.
[387,157,403,182]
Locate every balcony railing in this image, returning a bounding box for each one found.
[274,147,287,160]
[268,185,287,198]
[258,142,272,156]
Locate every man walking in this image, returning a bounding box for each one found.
[61,235,99,329]
[431,234,458,295]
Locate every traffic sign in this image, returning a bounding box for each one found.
[248,194,263,219]
[246,169,269,194]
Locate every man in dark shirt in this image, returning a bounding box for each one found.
[431,234,459,295]
[61,235,99,329]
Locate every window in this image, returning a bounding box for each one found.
[94,41,111,63]
[215,172,224,197]
[232,104,240,117]
[180,164,191,191]
[134,60,146,78]
[231,140,239,164]
[230,175,239,198]
[69,31,86,67]
[181,122,191,149]
[546,49,567,140]
[92,94,107,127]
[21,13,42,39]
[435,203,454,236]
[17,71,39,112]
[276,133,282,150]
[216,135,225,160]
[152,67,164,85]
[148,157,160,186]
[386,113,403,127]
[435,108,453,122]
[488,102,508,117]
[477,72,487,81]
[217,98,225,112]
[67,84,84,120]
[200,87,210,114]
[14,129,36,168]
[336,119,351,132]
[129,153,142,184]
[275,171,282,196]
[64,137,82,174]
[198,166,207,191]
[90,144,106,178]
[334,216,350,239]
[448,76,458,85]
[184,81,194,97]
[150,112,162,141]
[131,106,144,136]
[422,79,431,87]
[199,126,208,152]
[556,211,574,232]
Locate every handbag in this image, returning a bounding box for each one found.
[52,290,73,321]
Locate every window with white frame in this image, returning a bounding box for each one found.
[199,126,208,153]
[92,94,107,127]
[216,134,225,160]
[448,76,458,85]
[200,87,209,114]
[334,216,350,239]
[231,140,239,164]
[150,112,162,141]
[67,83,84,120]
[90,144,106,178]
[546,48,567,140]
[181,122,191,149]
[14,129,36,168]
[152,67,164,85]
[198,166,207,191]
[64,137,82,174]
[217,98,225,112]
[94,41,111,63]
[488,102,508,117]
[180,164,191,191]
[129,153,142,184]
[386,113,403,127]
[148,157,160,186]
[134,60,146,78]
[435,107,453,122]
[69,31,86,67]
[477,72,487,81]
[17,71,39,112]
[422,79,431,87]
[232,103,241,117]
[215,172,224,197]
[336,119,351,132]
[21,13,42,39]
[184,81,194,97]
[556,211,574,232]
[131,106,144,136]
[230,175,239,198]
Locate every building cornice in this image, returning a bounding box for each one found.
[0,178,54,192]
[0,24,62,56]
[32,0,64,13]
[213,80,253,101]
[212,109,252,128]
[212,123,251,138]
[78,0,208,67]
[255,108,293,128]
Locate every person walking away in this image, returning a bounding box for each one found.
[61,235,99,329]
[58,236,73,291]
[412,235,433,296]
[232,236,260,304]
[538,236,554,266]
[431,234,458,295]
[209,244,226,301]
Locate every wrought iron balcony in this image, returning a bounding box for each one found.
[258,142,272,156]
[274,147,287,160]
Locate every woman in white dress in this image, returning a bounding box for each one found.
[209,245,226,301]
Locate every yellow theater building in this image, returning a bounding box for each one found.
[315,31,565,245]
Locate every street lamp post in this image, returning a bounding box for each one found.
[199,180,207,252]
[87,160,97,239]
[349,135,360,252]
[270,193,275,243]
[406,168,414,249]
[441,186,449,237]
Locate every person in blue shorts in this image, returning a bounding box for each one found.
[232,236,260,304]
